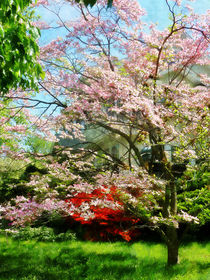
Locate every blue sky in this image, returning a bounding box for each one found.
[139,0,210,29]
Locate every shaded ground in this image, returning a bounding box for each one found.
[0,236,209,280]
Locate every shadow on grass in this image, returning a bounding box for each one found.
[0,247,87,280]
[0,245,139,280]
[0,240,209,280]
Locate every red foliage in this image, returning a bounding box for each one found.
[65,186,140,241]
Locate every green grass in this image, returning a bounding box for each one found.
[0,236,209,280]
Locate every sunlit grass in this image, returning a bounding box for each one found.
[0,236,209,280]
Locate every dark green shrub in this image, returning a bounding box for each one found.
[176,163,210,241]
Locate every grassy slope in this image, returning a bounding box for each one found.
[0,236,209,280]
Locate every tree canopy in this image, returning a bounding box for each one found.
[0,0,44,94]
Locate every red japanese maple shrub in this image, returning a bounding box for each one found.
[65,186,140,241]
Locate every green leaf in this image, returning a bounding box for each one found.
[0,25,5,37]
[83,0,97,7]
[107,0,113,8]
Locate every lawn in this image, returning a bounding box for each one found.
[0,236,209,280]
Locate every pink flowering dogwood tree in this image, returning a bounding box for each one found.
[1,0,209,265]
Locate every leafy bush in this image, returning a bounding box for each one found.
[176,163,210,241]
[177,163,209,192]
[0,158,27,203]
[2,226,76,242]
[178,187,210,226]
[177,163,209,226]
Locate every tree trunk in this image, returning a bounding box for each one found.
[166,225,179,265]
[149,129,179,265]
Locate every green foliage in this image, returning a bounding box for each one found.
[2,226,76,242]
[178,187,210,226]
[34,210,67,230]
[0,159,50,203]
[179,163,209,191]
[0,99,31,152]
[75,0,113,8]
[25,135,54,154]
[177,163,210,226]
[77,0,97,6]
[0,237,209,280]
[0,158,27,203]
[0,158,71,203]
[0,0,44,94]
